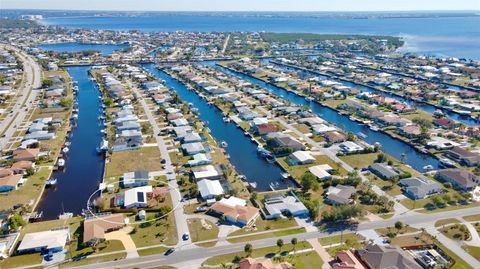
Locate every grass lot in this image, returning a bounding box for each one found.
[129,212,178,247]
[463,246,480,262]
[227,227,306,243]
[202,241,322,269]
[440,223,471,241]
[339,153,378,170]
[318,233,364,246]
[137,246,169,256]
[187,218,219,247]
[292,123,311,134]
[416,201,480,214]
[0,166,51,211]
[59,253,127,268]
[375,226,419,237]
[464,214,480,222]
[228,217,297,237]
[0,253,43,269]
[104,147,163,179]
[435,218,460,227]
[366,173,403,196]
[277,154,348,182]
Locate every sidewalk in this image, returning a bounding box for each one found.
[307,239,332,269]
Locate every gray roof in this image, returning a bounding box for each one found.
[369,163,399,179]
[326,185,356,204]
[399,176,441,199]
[358,244,422,269]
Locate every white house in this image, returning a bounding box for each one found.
[198,179,224,199]
[124,186,153,208]
[17,228,70,254]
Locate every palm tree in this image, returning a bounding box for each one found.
[291,238,298,254]
[276,239,284,253]
[244,243,253,257]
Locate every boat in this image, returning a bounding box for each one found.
[62,147,69,154]
[440,158,456,168]
[220,141,228,148]
[423,165,434,171]
[64,141,71,147]
[357,132,367,139]
[244,131,249,136]
[46,178,57,186]
[223,117,231,123]
[57,158,65,168]
[58,212,73,219]
[96,139,109,153]
[369,125,379,131]
[434,109,445,117]
[305,96,314,102]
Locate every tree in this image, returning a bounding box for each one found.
[301,172,319,193]
[395,221,404,231]
[42,79,53,88]
[244,243,253,256]
[276,239,284,253]
[8,213,25,231]
[291,237,298,253]
[60,98,73,107]
[375,153,388,163]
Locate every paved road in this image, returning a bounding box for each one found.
[129,79,192,247]
[70,205,480,269]
[0,44,41,150]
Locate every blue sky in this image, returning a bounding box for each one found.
[2,0,480,11]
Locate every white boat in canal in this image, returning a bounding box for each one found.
[357,132,367,139]
[62,147,69,154]
[423,165,434,171]
[96,139,109,153]
[46,178,57,186]
[57,158,65,168]
[220,141,228,148]
[369,125,379,131]
[223,117,231,123]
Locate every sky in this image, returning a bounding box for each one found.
[2,0,480,12]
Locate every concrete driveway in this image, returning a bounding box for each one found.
[104,226,139,258]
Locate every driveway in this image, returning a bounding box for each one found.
[104,227,139,258]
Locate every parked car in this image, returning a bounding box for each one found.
[164,248,175,256]
[182,233,189,240]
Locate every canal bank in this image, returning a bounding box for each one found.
[210,62,441,172]
[268,60,478,126]
[142,63,291,191]
[36,66,105,219]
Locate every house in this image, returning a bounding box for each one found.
[433,118,457,129]
[445,147,480,167]
[326,185,356,205]
[309,164,334,180]
[399,176,442,200]
[239,257,293,269]
[182,142,205,155]
[324,131,347,143]
[333,250,367,269]
[209,202,259,227]
[427,137,459,150]
[197,179,224,199]
[369,163,399,180]
[192,165,223,181]
[83,214,125,243]
[187,153,212,167]
[264,193,309,219]
[398,125,422,138]
[17,228,70,254]
[288,151,315,165]
[239,258,293,269]
[357,244,422,269]
[122,170,150,188]
[312,124,337,134]
[13,148,40,162]
[435,169,479,191]
[0,174,23,192]
[124,186,153,208]
[10,161,35,175]
[266,132,306,151]
[182,132,203,143]
[339,141,365,154]
[254,123,280,136]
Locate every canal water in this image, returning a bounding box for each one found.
[37,42,129,56]
[207,62,441,172]
[37,66,105,219]
[142,63,290,191]
[267,60,477,126]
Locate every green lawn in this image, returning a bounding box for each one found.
[0,253,43,269]
[375,226,419,237]
[137,246,169,256]
[187,218,219,247]
[463,246,480,262]
[339,153,378,169]
[228,217,297,237]
[435,218,460,227]
[318,233,364,246]
[277,154,348,182]
[440,223,471,241]
[464,214,480,222]
[129,212,178,247]
[59,253,127,268]
[227,227,306,243]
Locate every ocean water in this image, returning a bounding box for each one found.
[41,14,480,59]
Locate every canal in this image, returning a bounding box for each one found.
[267,60,478,126]
[207,62,442,172]
[37,42,129,56]
[142,63,290,191]
[37,66,105,219]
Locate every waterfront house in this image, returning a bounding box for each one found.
[433,118,457,129]
[427,137,459,150]
[264,193,309,219]
[124,186,153,208]
[445,146,480,167]
[192,165,223,181]
[182,142,206,155]
[187,153,212,167]
[122,170,150,188]
[17,228,70,254]
[312,124,337,134]
[398,176,442,200]
[369,163,399,180]
[325,185,356,205]
[398,124,422,138]
[181,132,203,143]
[266,132,306,152]
[288,151,315,165]
[435,169,479,192]
[83,214,125,244]
[23,131,55,141]
[13,148,40,162]
[254,123,280,136]
[171,118,189,127]
[209,201,259,227]
[309,164,333,180]
[197,179,224,199]
[339,141,365,154]
[0,174,23,192]
[10,161,35,175]
[357,244,422,269]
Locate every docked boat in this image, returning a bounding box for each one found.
[434,109,445,117]
[266,155,276,163]
[423,165,434,171]
[96,139,109,153]
[220,141,228,148]
[357,132,367,139]
[305,96,314,102]
[440,158,456,168]
[223,117,231,123]
[62,147,69,154]
[369,125,379,131]
[57,158,65,168]
[244,131,249,136]
[46,178,57,186]
[58,212,73,219]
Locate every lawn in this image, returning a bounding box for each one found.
[227,227,306,243]
[435,218,460,227]
[0,253,43,269]
[104,147,163,179]
[202,241,322,269]
[375,226,419,237]
[228,217,298,237]
[59,253,127,268]
[187,218,219,247]
[463,246,480,262]
[464,214,480,222]
[137,246,169,256]
[277,154,347,182]
[318,233,364,246]
[339,153,378,170]
[440,223,471,241]
[129,212,178,247]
